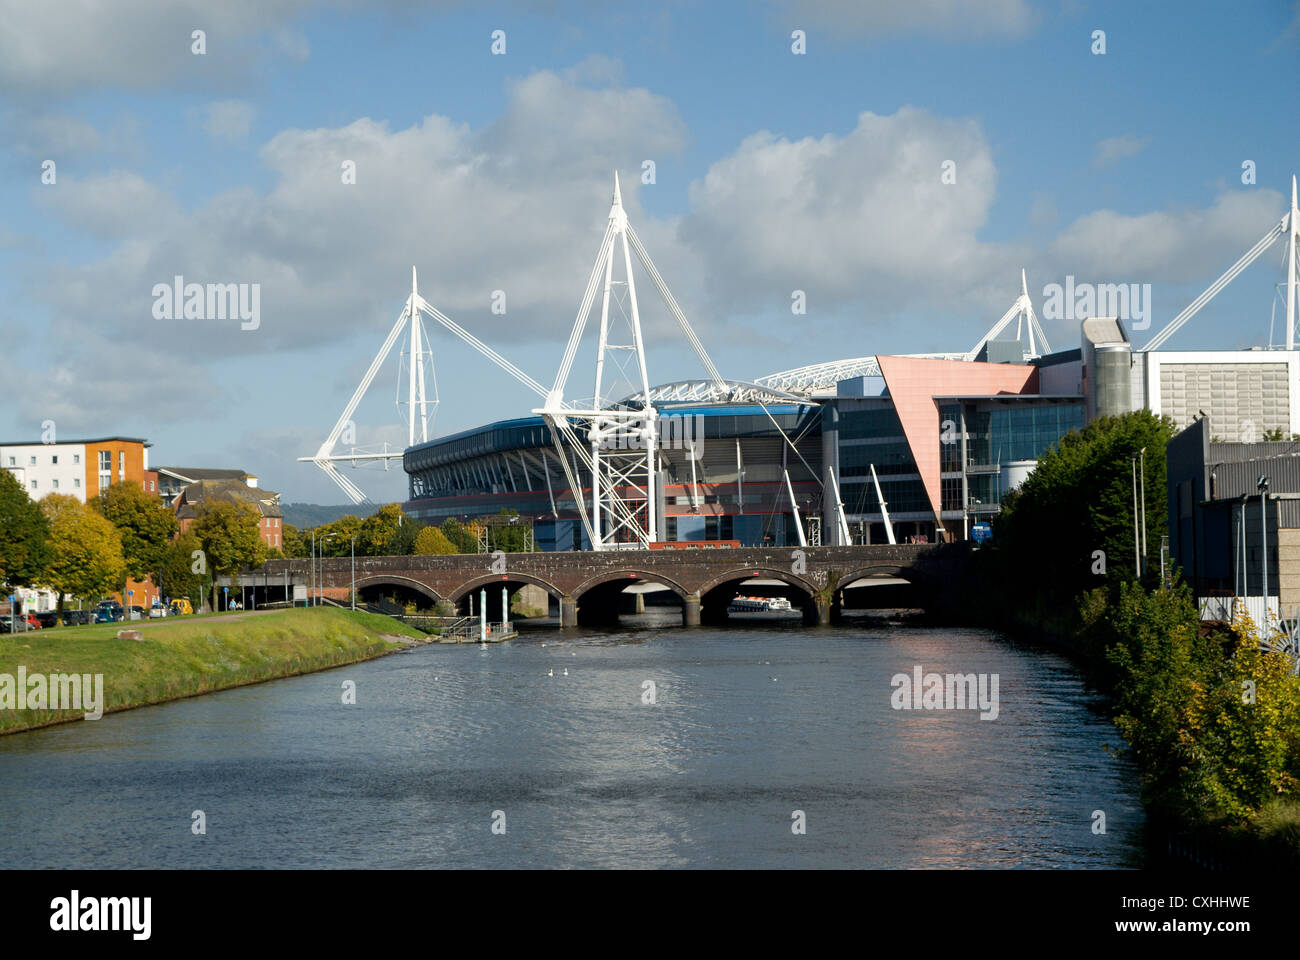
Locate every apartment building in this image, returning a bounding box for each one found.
[0,436,152,502]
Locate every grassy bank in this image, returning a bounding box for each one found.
[0,607,427,735]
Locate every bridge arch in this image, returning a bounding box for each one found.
[569,570,690,627]
[834,564,920,593]
[696,566,819,600]
[449,572,565,604]
[353,575,444,607]
[695,566,820,624]
[572,570,691,602]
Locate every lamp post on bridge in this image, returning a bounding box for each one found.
[317,534,337,606]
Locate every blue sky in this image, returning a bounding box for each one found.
[1,0,1297,504]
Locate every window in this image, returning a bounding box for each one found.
[73,454,80,465]
[51,455,58,465]
[52,479,59,489]
[29,456,36,465]
[30,480,37,490]
[6,457,12,466]
[99,451,110,470]
[119,450,125,479]
[74,478,81,489]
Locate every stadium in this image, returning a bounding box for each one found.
[301,177,1300,553]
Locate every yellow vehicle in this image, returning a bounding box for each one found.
[168,598,194,616]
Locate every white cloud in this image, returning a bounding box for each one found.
[37,171,181,239]
[1092,135,1151,169]
[1050,188,1286,284]
[203,100,257,141]
[679,107,1015,316]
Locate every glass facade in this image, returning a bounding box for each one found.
[937,399,1084,516]
[968,404,1084,466]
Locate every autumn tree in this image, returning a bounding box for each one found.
[359,503,405,556]
[37,494,125,624]
[280,523,308,558]
[316,516,362,557]
[413,525,456,555]
[192,500,266,612]
[0,469,50,589]
[94,480,178,601]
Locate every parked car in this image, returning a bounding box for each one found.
[35,611,59,629]
[0,617,32,633]
[22,614,41,630]
[169,598,194,616]
[128,605,145,621]
[149,603,167,618]
[60,610,92,626]
[95,601,124,623]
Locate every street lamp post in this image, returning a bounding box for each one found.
[1139,447,1148,572]
[350,536,356,611]
[1259,475,1271,621]
[1131,455,1141,579]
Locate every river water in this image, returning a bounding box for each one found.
[0,617,1144,868]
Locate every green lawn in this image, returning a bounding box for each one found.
[0,607,426,734]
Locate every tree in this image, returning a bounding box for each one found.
[439,518,478,554]
[359,503,405,556]
[37,494,125,623]
[281,523,308,558]
[1186,613,1300,821]
[192,501,266,611]
[413,525,457,555]
[317,516,362,557]
[489,508,532,553]
[156,532,207,612]
[389,518,425,555]
[995,409,1174,598]
[0,469,50,589]
[94,480,178,600]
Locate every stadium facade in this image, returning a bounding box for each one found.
[402,316,1300,549]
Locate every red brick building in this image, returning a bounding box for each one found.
[174,479,284,550]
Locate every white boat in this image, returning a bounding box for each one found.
[728,596,793,613]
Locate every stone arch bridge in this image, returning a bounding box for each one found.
[243,544,954,627]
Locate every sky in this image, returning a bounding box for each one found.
[1,0,1297,505]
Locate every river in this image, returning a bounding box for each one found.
[0,617,1144,868]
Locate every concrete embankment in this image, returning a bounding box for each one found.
[0,607,431,735]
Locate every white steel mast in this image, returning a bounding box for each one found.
[1288,175,1298,351]
[537,173,726,550]
[300,266,438,504]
